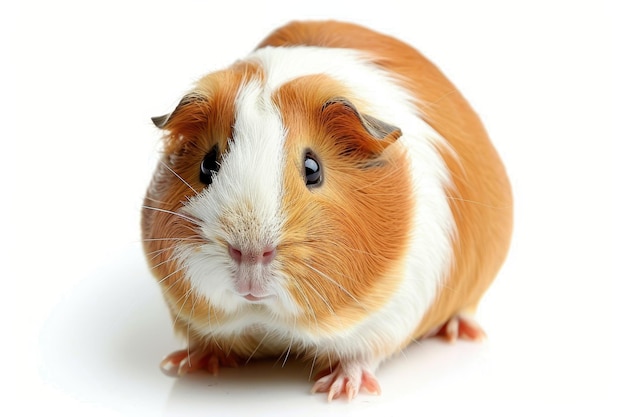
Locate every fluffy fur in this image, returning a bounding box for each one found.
[142,20,513,400]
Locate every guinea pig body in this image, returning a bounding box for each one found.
[142,21,513,400]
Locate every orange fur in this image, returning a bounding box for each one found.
[274,75,414,333]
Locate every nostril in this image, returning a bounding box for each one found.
[262,247,277,265]
[229,244,277,265]
[228,245,243,263]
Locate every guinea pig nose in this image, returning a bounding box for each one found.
[228,244,277,265]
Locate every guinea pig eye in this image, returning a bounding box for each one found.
[304,151,322,187]
[199,145,220,185]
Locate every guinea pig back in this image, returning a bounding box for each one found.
[142,20,513,401]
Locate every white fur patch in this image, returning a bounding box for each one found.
[176,46,456,364]
[179,78,297,317]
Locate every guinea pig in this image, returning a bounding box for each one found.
[142,20,513,401]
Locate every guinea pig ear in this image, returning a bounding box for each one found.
[151,92,209,129]
[151,113,171,129]
[337,98,401,141]
[323,98,402,155]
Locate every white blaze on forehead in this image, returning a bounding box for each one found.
[178,77,289,315]
[217,79,287,248]
[183,78,286,249]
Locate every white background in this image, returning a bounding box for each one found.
[2,0,623,415]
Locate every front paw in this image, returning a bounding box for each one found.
[312,361,381,401]
[160,346,242,376]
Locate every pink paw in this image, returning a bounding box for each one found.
[437,313,486,342]
[312,362,381,401]
[160,347,241,376]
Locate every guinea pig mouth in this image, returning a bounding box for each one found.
[233,275,274,302]
[241,293,271,302]
[232,264,275,301]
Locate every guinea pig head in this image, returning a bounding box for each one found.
[142,70,416,334]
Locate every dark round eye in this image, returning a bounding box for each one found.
[200,145,220,185]
[304,152,322,187]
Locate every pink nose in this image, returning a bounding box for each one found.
[228,244,277,265]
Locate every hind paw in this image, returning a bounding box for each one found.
[437,313,486,342]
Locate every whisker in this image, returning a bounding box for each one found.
[141,205,200,225]
[446,195,513,210]
[151,255,181,270]
[323,239,388,261]
[147,247,172,262]
[162,273,187,296]
[288,278,318,319]
[300,278,336,316]
[145,243,181,256]
[208,304,223,351]
[187,292,199,356]
[144,239,203,263]
[282,344,292,368]
[172,288,193,328]
[143,237,203,243]
[327,351,334,374]
[159,159,199,196]
[246,331,271,364]
[143,195,171,206]
[421,88,461,108]
[180,223,204,237]
[309,349,318,381]
[157,263,187,285]
[278,332,294,369]
[304,263,363,309]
